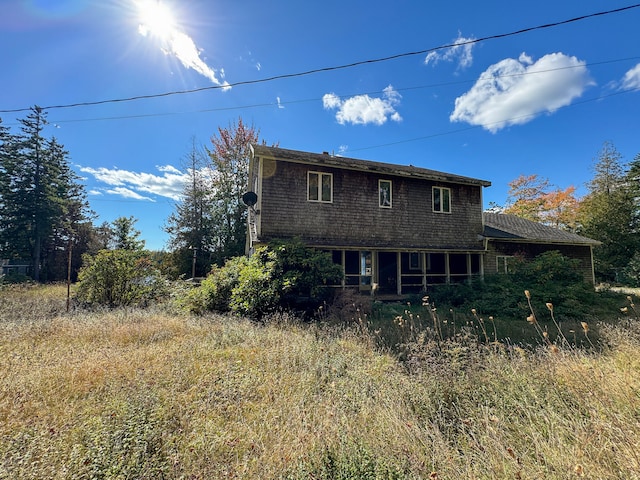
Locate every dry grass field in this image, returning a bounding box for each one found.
[1,284,640,479]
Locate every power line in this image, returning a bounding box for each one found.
[1,3,639,115]
[9,55,638,127]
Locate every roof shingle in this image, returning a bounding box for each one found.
[483,213,600,245]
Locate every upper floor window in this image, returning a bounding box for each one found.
[379,179,392,208]
[308,171,332,203]
[433,186,451,213]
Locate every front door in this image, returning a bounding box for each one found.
[378,252,398,294]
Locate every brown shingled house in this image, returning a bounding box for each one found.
[246,145,599,295]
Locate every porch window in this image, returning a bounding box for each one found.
[308,171,332,203]
[496,255,513,273]
[433,187,451,213]
[379,179,392,208]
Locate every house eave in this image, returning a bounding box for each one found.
[483,236,601,247]
[251,145,491,188]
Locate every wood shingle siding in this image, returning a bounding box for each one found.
[258,159,486,250]
[246,145,601,289]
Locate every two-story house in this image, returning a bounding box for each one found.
[246,145,599,295]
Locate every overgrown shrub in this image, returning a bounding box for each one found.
[183,256,249,314]
[183,238,343,318]
[75,249,168,308]
[429,250,602,320]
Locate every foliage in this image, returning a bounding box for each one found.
[504,174,579,229]
[577,142,640,282]
[428,251,600,320]
[619,251,640,287]
[206,118,263,265]
[164,140,216,278]
[229,248,281,318]
[182,239,342,318]
[109,216,145,251]
[75,249,168,308]
[0,107,91,282]
[182,255,249,314]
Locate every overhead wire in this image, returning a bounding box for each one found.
[1,3,639,115]
[8,55,638,127]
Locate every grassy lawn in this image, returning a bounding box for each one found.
[1,284,640,479]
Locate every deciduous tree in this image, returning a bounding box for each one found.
[504,174,579,229]
[206,118,262,264]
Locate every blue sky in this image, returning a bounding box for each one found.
[2,0,640,250]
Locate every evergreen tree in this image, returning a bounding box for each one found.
[164,141,216,277]
[0,107,90,281]
[577,142,640,282]
[110,216,145,251]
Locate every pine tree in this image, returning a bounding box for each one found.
[110,216,145,251]
[164,141,216,277]
[0,106,90,281]
[577,142,640,282]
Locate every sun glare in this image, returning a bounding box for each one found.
[136,0,176,40]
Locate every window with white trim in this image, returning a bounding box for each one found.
[308,171,332,203]
[379,179,392,208]
[433,186,451,213]
[496,255,513,274]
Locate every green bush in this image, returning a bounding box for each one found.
[429,250,601,320]
[183,238,343,319]
[230,248,281,318]
[75,249,168,308]
[182,256,249,314]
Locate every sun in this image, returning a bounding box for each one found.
[136,0,177,41]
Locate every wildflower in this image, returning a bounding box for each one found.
[471,308,477,315]
[526,314,536,324]
[489,316,494,321]
[574,464,585,477]
[524,290,531,299]
[429,472,439,480]
[546,302,553,312]
[543,331,549,339]
[550,345,560,354]
[581,322,589,334]
[621,307,629,313]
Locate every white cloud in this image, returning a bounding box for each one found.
[276,96,284,109]
[106,187,155,202]
[323,85,403,126]
[425,33,476,70]
[156,164,182,174]
[80,165,188,200]
[620,63,640,91]
[450,52,593,133]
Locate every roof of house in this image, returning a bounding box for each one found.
[483,212,600,246]
[251,145,491,187]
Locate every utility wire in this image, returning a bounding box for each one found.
[1,3,639,114]
[9,55,639,127]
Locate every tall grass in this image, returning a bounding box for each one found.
[1,285,639,479]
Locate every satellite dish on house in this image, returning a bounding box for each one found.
[242,191,258,207]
